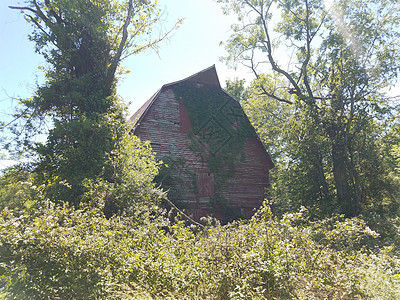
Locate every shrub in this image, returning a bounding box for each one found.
[82,134,164,219]
[1,203,399,299]
[0,168,38,212]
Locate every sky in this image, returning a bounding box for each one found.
[1,0,399,169]
[1,0,256,169]
[0,0,251,116]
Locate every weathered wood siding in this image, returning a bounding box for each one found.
[134,86,270,221]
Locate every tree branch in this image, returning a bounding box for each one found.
[104,0,135,95]
[162,196,205,228]
[9,6,37,14]
[25,14,53,41]
[10,2,55,43]
[44,0,64,24]
[301,0,314,100]
[260,89,293,104]
[255,5,303,97]
[248,45,293,105]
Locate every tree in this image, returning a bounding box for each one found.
[86,134,164,219]
[219,0,400,216]
[237,75,335,217]
[225,78,247,102]
[0,167,38,212]
[9,0,179,205]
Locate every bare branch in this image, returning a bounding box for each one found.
[10,2,55,43]
[301,0,314,100]
[260,89,293,104]
[44,0,64,24]
[162,196,205,228]
[244,0,263,16]
[120,19,182,61]
[287,7,305,22]
[0,107,30,131]
[249,51,293,104]
[25,14,53,41]
[9,6,37,14]
[104,0,135,95]
[251,2,303,97]
[31,0,50,25]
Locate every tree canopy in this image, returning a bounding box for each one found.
[8,0,179,205]
[220,0,400,217]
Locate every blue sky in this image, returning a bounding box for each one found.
[1,0,399,169]
[2,0,399,120]
[0,0,254,169]
[0,0,251,118]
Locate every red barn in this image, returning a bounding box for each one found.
[130,66,274,222]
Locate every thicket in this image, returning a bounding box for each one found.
[1,200,399,299]
[1,134,399,298]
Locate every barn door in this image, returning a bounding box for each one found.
[197,172,214,197]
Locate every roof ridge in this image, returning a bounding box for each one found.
[164,65,220,88]
[130,65,220,129]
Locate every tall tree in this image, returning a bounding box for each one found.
[219,0,400,216]
[9,0,179,205]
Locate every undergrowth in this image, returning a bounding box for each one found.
[1,202,399,299]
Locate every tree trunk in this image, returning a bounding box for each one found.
[331,140,354,216]
[348,150,361,216]
[315,153,330,202]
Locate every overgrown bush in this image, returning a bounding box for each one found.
[0,168,37,212]
[0,204,169,299]
[1,203,399,299]
[81,134,164,219]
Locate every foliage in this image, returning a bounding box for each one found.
[0,167,38,212]
[83,134,164,219]
[7,0,179,206]
[34,110,126,206]
[241,76,400,223]
[1,0,400,297]
[154,155,193,206]
[1,202,399,299]
[240,74,294,162]
[173,82,256,169]
[218,0,400,217]
[0,204,168,299]
[172,82,256,213]
[225,78,248,102]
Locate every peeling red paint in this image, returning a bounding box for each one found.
[131,66,274,221]
[179,103,192,133]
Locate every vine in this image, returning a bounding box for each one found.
[154,155,194,208]
[173,82,256,211]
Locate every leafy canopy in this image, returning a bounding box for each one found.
[219,0,400,217]
[8,0,179,206]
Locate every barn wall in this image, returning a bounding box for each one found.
[220,137,270,218]
[134,86,270,221]
[134,87,204,211]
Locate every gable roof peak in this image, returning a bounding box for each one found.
[174,65,221,88]
[130,65,221,126]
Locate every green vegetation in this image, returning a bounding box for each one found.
[1,0,400,298]
[6,0,179,206]
[173,82,256,173]
[221,0,400,218]
[1,202,399,299]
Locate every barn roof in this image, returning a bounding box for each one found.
[129,65,274,169]
[129,65,220,126]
